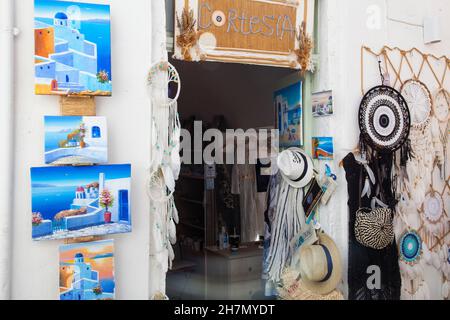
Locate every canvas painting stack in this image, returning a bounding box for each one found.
[32,0,130,300]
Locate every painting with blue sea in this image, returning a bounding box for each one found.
[34,0,112,96]
[312,137,334,160]
[31,164,132,241]
[44,116,108,165]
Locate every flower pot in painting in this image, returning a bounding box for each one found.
[104,211,112,224]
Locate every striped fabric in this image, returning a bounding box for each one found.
[266,180,306,283]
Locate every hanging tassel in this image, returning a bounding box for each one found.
[172,202,179,224]
[400,139,413,167]
[168,219,177,245]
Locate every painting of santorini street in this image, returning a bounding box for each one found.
[34,0,112,96]
[44,116,108,165]
[60,240,115,300]
[274,81,303,150]
[31,164,131,241]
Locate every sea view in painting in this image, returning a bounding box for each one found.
[44,116,108,165]
[312,137,334,160]
[34,0,112,96]
[31,165,131,241]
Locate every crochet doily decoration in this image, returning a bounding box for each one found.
[359,85,411,152]
[401,79,432,130]
[424,191,444,222]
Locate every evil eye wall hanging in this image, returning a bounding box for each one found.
[399,230,423,265]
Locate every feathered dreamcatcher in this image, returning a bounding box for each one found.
[432,88,450,177]
[361,46,450,300]
[396,78,450,300]
[400,79,435,207]
[147,61,182,270]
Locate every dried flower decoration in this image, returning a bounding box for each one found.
[176,5,202,61]
[295,22,314,75]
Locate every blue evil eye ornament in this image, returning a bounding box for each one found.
[399,230,422,265]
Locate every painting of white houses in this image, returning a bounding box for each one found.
[44,116,108,165]
[34,0,112,96]
[31,164,131,241]
[60,240,115,300]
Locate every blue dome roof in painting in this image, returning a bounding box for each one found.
[54,12,68,20]
[75,253,84,258]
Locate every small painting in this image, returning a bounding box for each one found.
[60,239,115,300]
[274,82,303,150]
[31,164,131,241]
[312,90,333,117]
[34,0,112,96]
[312,137,334,160]
[44,116,107,165]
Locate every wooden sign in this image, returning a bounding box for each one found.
[174,0,315,69]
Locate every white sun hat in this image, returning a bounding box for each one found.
[277,148,314,188]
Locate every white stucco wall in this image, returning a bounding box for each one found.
[11,0,161,299]
[315,0,449,299]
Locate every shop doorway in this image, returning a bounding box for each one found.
[166,57,302,300]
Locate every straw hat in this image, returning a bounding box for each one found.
[279,267,344,300]
[277,148,314,188]
[299,232,342,295]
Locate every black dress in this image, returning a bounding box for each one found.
[343,153,401,300]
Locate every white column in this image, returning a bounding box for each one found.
[0,0,16,300]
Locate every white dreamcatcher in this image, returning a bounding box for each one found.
[432,88,450,177]
[147,61,182,270]
[396,79,435,300]
[400,79,436,206]
[418,167,449,249]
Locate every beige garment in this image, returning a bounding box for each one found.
[231,164,265,243]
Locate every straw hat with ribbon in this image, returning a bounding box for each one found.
[298,231,343,295]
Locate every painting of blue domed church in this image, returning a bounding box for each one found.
[31,164,131,241]
[44,116,108,165]
[34,0,112,96]
[60,240,115,300]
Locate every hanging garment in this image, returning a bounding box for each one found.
[266,180,305,283]
[231,163,265,243]
[216,164,240,232]
[343,152,401,300]
[262,173,282,276]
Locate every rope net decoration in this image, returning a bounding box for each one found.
[361,46,450,299]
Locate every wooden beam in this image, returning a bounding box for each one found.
[60,96,96,116]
